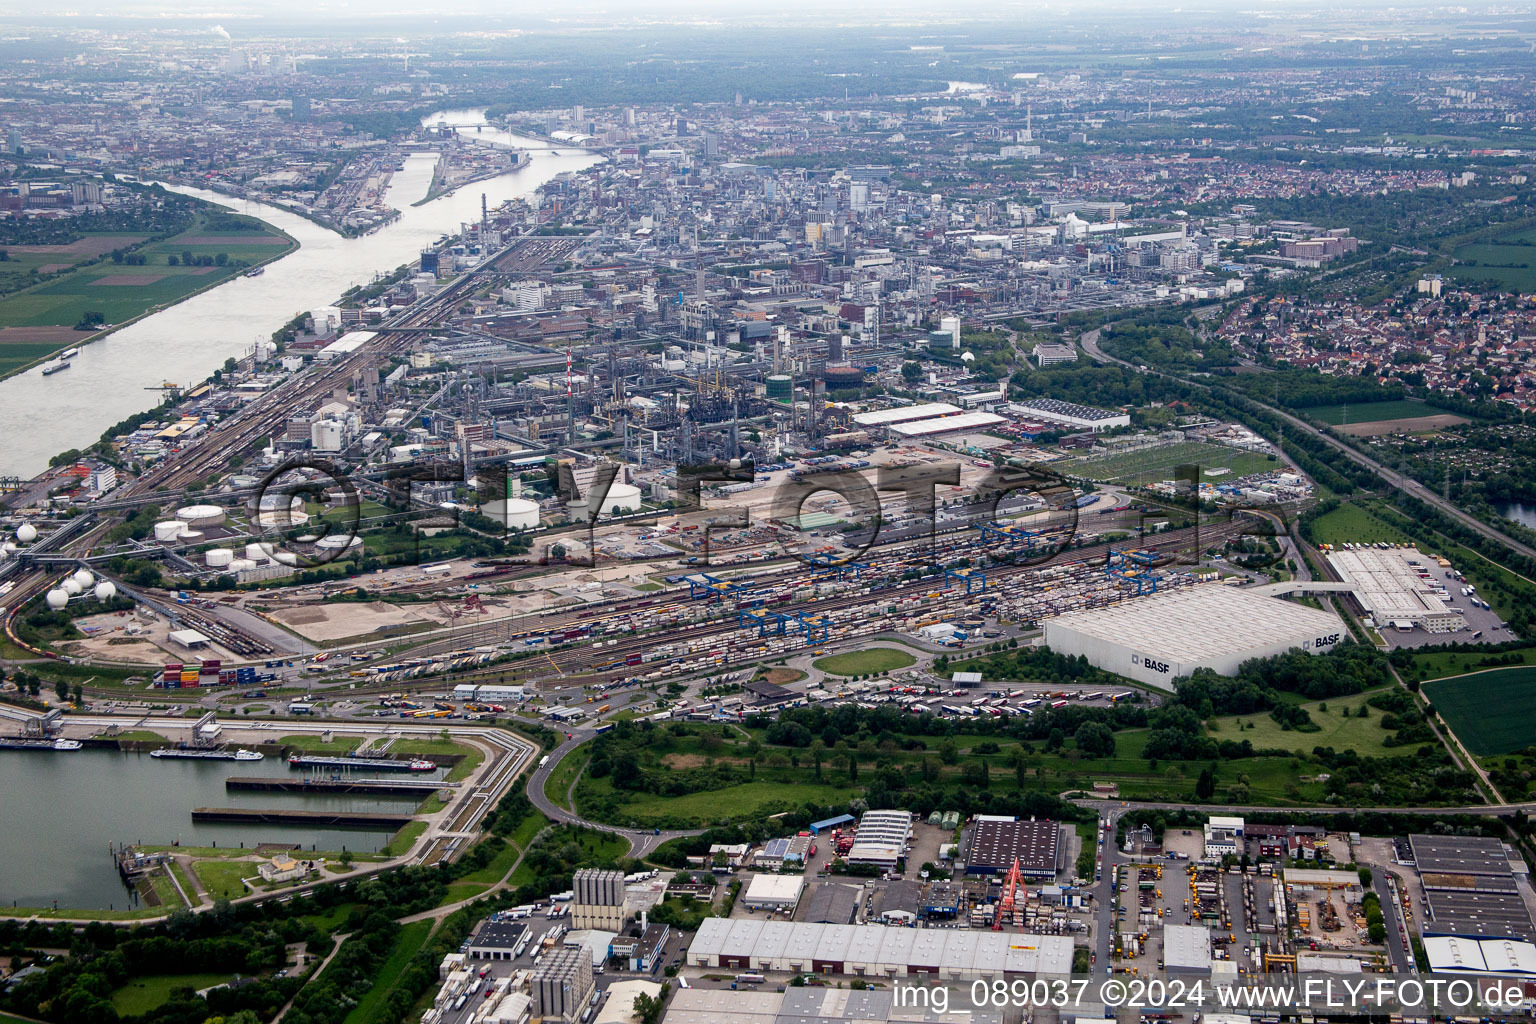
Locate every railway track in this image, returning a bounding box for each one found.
[366,514,1252,693]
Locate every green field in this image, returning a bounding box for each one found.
[1413,646,1536,680]
[193,860,260,899]
[1306,502,1416,548]
[579,775,859,827]
[1424,667,1536,757]
[1067,440,1279,486]
[813,648,916,676]
[544,750,590,811]
[340,920,434,1024]
[111,973,238,1016]
[1207,691,1402,758]
[574,721,1332,828]
[1304,399,1448,427]
[1450,229,1536,292]
[0,216,293,377]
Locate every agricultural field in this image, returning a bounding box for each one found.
[0,215,293,377]
[1412,645,1536,681]
[1423,667,1536,757]
[1450,238,1536,293]
[1067,440,1279,486]
[1303,399,1455,428]
[812,647,916,676]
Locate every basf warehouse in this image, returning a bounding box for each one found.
[1043,585,1346,689]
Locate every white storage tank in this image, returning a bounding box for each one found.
[253,495,310,529]
[176,504,226,529]
[154,521,185,543]
[597,482,642,515]
[481,498,540,532]
[62,578,82,596]
[16,523,36,544]
[45,588,69,610]
[206,549,235,569]
[229,558,257,573]
[244,543,272,562]
[94,581,118,601]
[314,535,364,555]
[71,569,95,589]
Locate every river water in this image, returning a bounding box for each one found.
[0,120,600,478]
[0,747,443,910]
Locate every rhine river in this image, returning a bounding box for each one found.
[0,116,600,478]
[0,748,445,911]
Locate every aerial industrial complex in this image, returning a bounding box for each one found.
[4,11,1536,1024]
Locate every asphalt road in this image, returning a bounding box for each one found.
[525,729,704,859]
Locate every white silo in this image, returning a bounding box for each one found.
[154,521,185,543]
[71,569,95,589]
[228,558,257,573]
[45,589,68,610]
[245,543,272,562]
[16,523,37,544]
[94,581,118,601]
[481,498,541,531]
[598,482,643,515]
[206,549,235,569]
[176,504,226,529]
[62,578,83,596]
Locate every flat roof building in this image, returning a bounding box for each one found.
[1326,547,1465,633]
[663,987,1004,1024]
[851,403,962,427]
[1011,397,1130,432]
[1412,834,1536,941]
[1043,585,1347,690]
[686,918,1073,979]
[467,920,526,960]
[846,810,912,868]
[743,874,806,911]
[888,411,1007,437]
[1163,925,1213,974]
[961,816,1060,878]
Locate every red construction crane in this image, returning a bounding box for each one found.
[993,857,1025,931]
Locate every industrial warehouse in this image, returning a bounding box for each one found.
[686,918,1075,977]
[1409,834,1536,942]
[960,816,1062,879]
[1325,545,1466,633]
[662,987,1003,1024]
[1042,585,1347,688]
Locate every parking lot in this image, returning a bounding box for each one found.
[1382,568,1519,649]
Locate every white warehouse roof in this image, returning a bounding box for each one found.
[889,411,1006,437]
[318,331,378,360]
[743,874,805,906]
[686,918,1073,977]
[1423,936,1536,977]
[1043,585,1346,690]
[1163,925,1213,972]
[851,402,961,426]
[1325,547,1464,631]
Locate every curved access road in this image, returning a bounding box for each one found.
[1079,327,1536,563]
[526,728,705,859]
